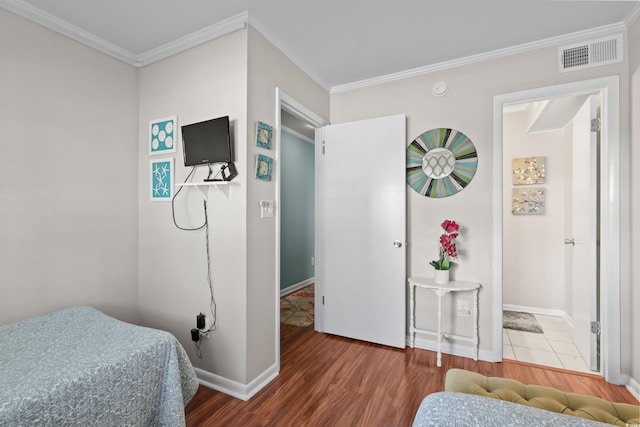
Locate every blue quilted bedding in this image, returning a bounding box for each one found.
[0,306,199,426]
[412,392,607,426]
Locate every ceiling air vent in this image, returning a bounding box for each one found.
[559,34,623,72]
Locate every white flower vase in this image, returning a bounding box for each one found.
[434,269,450,284]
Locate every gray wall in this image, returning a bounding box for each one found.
[3,5,635,396]
[330,30,632,379]
[245,26,329,383]
[280,130,315,289]
[0,10,139,325]
[138,26,330,389]
[137,30,249,383]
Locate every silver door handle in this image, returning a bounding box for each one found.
[393,240,403,248]
[564,238,575,245]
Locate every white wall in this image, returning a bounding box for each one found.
[137,30,249,383]
[330,39,631,364]
[0,10,139,325]
[628,17,640,391]
[137,26,330,390]
[562,125,574,318]
[502,111,567,313]
[246,27,329,382]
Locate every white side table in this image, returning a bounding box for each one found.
[408,276,481,367]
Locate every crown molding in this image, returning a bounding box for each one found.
[247,15,331,91]
[331,22,627,94]
[0,0,138,64]
[2,0,636,86]
[0,0,248,67]
[136,11,248,66]
[625,2,640,27]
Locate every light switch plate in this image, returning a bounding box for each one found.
[260,200,274,218]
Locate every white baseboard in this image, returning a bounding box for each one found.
[407,335,497,363]
[503,304,573,327]
[194,364,279,401]
[280,277,314,297]
[626,376,640,402]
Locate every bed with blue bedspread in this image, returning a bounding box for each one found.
[412,392,609,426]
[0,306,199,426]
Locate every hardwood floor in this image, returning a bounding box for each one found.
[185,323,637,426]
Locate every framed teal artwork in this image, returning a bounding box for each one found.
[150,116,177,155]
[255,154,273,181]
[150,158,174,201]
[256,121,273,150]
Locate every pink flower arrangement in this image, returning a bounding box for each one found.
[429,219,460,271]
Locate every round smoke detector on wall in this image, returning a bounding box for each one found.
[432,81,448,97]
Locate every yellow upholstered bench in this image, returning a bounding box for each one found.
[444,369,639,426]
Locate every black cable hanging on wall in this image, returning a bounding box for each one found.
[172,167,217,359]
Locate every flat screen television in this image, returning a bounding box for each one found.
[181,116,236,181]
[181,116,232,166]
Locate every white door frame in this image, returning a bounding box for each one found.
[275,88,328,372]
[492,76,623,384]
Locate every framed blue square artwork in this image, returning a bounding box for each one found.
[255,121,273,150]
[255,154,273,181]
[150,158,174,201]
[150,116,177,155]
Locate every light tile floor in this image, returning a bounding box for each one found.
[503,313,594,374]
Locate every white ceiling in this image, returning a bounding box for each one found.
[2,0,639,90]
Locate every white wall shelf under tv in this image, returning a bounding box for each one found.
[175,181,237,199]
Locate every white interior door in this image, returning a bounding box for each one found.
[321,115,406,348]
[571,95,599,371]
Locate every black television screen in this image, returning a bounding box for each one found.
[181,116,232,167]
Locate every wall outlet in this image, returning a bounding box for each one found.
[457,300,470,317]
[311,256,315,266]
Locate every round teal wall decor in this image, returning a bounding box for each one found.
[406,128,478,198]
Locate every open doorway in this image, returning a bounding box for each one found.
[492,76,624,385]
[274,89,328,372]
[501,94,600,374]
[279,110,316,328]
